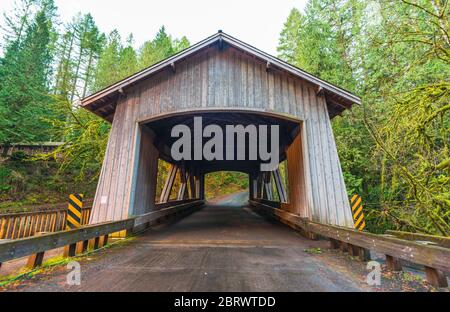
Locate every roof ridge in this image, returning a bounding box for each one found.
[81,31,360,117]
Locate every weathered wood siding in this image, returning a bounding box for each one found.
[129,127,159,220]
[282,128,311,219]
[90,46,354,228]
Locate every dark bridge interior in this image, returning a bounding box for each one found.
[144,111,300,175]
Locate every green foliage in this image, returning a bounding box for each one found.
[0,0,60,144]
[0,165,13,192]
[53,13,105,100]
[0,4,194,208]
[0,157,98,212]
[41,25,191,185]
[205,172,249,200]
[278,0,449,235]
[93,30,137,91]
[39,99,111,182]
[0,0,446,235]
[138,26,187,69]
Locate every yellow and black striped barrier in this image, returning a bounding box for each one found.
[66,194,83,230]
[351,194,366,231]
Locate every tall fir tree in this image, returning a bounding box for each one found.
[277,0,449,234]
[0,0,59,144]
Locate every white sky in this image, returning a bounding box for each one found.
[0,0,307,55]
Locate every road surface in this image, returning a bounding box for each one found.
[6,193,377,292]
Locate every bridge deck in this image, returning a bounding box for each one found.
[6,196,374,292]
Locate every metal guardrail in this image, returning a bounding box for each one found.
[249,200,450,288]
[0,200,204,269]
[0,207,92,240]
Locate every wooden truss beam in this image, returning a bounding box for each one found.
[273,169,288,203]
[177,167,188,201]
[160,164,178,203]
[263,172,273,201]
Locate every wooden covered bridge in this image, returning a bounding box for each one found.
[82,31,359,230]
[1,32,448,291]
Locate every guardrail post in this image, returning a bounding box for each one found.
[329,239,340,249]
[347,245,371,261]
[306,231,318,240]
[386,255,402,271]
[88,236,103,250]
[339,242,349,253]
[103,234,109,246]
[64,243,77,257]
[76,240,89,254]
[348,244,357,256]
[27,232,46,267]
[425,267,448,288]
[356,246,371,262]
[27,251,45,269]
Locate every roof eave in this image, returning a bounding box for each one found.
[81,31,361,116]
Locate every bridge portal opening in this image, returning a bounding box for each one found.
[130,111,310,218]
[204,171,249,202]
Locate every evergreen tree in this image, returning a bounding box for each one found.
[277,8,303,65]
[93,30,123,91]
[53,13,105,100]
[278,0,449,234]
[0,0,58,144]
[138,26,190,70]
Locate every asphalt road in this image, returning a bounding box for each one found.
[7,193,373,292]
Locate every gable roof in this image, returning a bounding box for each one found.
[81,31,361,120]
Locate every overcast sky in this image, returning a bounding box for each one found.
[1,0,307,55]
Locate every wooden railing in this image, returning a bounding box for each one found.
[386,230,450,249]
[0,207,92,240]
[249,200,450,288]
[0,200,204,269]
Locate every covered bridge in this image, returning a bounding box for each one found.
[81,31,361,233]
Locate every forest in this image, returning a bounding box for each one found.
[0,0,448,236]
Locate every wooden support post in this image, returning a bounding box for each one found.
[425,267,448,288]
[94,237,101,249]
[273,169,287,203]
[199,174,205,200]
[329,239,340,249]
[88,236,101,250]
[103,234,109,246]
[355,246,371,262]
[307,231,317,240]
[76,240,89,254]
[263,172,273,200]
[27,232,47,265]
[160,164,177,203]
[339,241,349,253]
[194,174,201,199]
[249,173,256,200]
[348,244,357,256]
[256,173,263,199]
[386,255,402,271]
[189,173,196,200]
[27,251,45,269]
[0,219,6,239]
[177,168,188,201]
[64,243,77,258]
